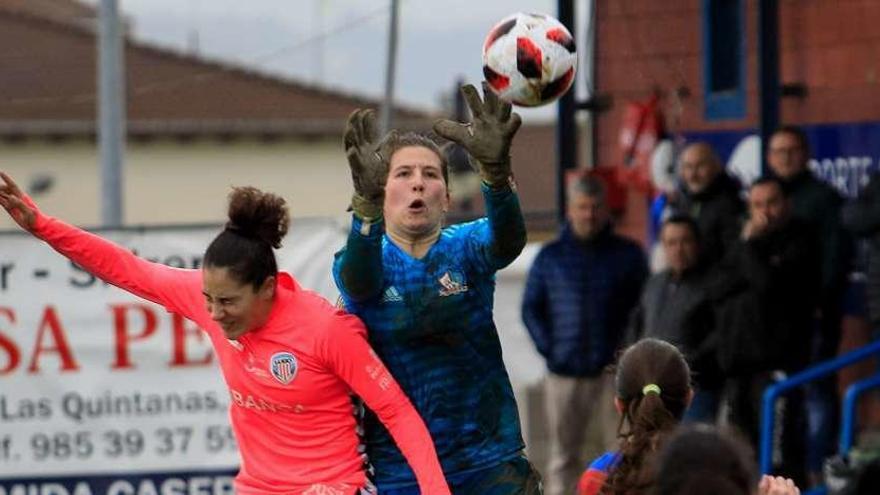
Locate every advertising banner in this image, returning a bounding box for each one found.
[0,218,347,494]
[687,120,880,198]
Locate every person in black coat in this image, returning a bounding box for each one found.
[717,177,822,486]
[842,172,880,334]
[767,126,852,482]
[672,142,745,267]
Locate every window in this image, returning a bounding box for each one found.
[703,0,746,120]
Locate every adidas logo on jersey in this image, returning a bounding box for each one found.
[381,285,403,302]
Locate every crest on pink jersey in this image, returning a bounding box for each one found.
[270,351,298,385]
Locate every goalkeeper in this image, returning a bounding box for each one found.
[333,82,542,494]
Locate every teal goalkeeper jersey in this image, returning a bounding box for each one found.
[333,184,527,489]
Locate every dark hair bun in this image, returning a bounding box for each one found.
[226,186,290,249]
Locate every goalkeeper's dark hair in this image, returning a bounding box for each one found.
[204,186,290,290]
[601,338,691,495]
[383,132,449,185]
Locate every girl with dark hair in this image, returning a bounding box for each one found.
[653,426,800,495]
[0,172,450,495]
[577,338,692,495]
[576,338,799,495]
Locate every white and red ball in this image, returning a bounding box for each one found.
[482,12,577,107]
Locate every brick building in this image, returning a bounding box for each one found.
[591,0,880,429]
[592,0,880,239]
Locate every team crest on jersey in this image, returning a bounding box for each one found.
[269,352,298,385]
[438,271,468,297]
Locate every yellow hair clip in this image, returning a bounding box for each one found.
[642,383,662,396]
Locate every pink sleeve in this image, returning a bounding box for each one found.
[32,212,202,315]
[320,313,451,495]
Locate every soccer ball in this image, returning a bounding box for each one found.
[482,12,577,107]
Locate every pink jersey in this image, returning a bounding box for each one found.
[32,212,450,495]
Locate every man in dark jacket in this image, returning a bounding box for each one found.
[843,173,880,333]
[767,125,851,480]
[767,126,848,348]
[672,142,745,267]
[628,214,723,423]
[521,174,647,495]
[718,177,821,485]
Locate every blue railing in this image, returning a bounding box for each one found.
[839,372,880,454]
[760,339,880,474]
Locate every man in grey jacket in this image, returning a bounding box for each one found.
[628,214,723,423]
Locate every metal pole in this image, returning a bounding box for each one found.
[556,0,577,226]
[758,0,779,177]
[98,0,126,227]
[585,0,598,170]
[379,0,400,135]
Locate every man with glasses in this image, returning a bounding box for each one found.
[766,125,851,485]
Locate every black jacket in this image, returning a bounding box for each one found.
[773,169,849,299]
[671,173,745,267]
[714,218,822,375]
[843,173,880,325]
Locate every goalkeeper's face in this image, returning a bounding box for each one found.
[384,146,450,239]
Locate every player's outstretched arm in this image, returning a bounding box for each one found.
[0,171,199,312]
[322,314,451,495]
[434,84,527,270]
[0,171,37,231]
[335,109,391,302]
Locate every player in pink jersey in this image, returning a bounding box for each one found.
[0,172,450,495]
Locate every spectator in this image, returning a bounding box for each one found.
[716,177,821,485]
[842,173,880,336]
[628,214,723,423]
[767,125,851,482]
[522,173,648,495]
[653,425,801,495]
[575,338,692,495]
[671,141,745,267]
